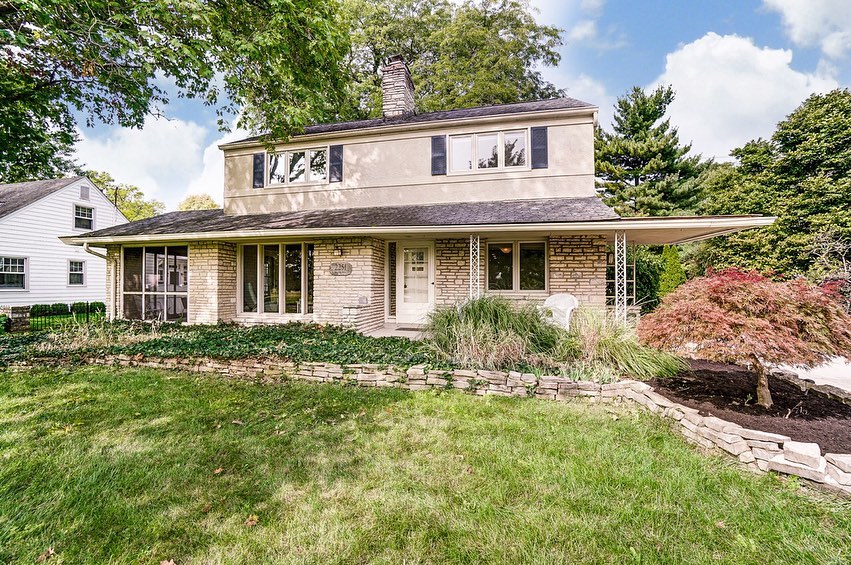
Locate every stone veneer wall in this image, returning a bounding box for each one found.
[434,236,608,307]
[76,353,851,495]
[548,235,607,307]
[188,241,237,323]
[105,245,121,320]
[312,237,385,332]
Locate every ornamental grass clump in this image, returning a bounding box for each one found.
[638,268,851,408]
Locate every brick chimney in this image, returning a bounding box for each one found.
[381,55,415,119]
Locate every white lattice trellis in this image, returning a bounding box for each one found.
[469,234,481,299]
[614,230,628,324]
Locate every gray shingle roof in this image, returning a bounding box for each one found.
[73,197,620,239]
[0,177,83,219]
[222,97,595,146]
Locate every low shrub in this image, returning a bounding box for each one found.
[89,301,106,313]
[71,302,88,314]
[29,304,51,316]
[50,303,70,315]
[0,314,8,334]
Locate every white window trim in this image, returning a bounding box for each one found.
[236,242,314,318]
[67,259,87,287]
[447,128,531,176]
[120,245,189,321]
[485,240,548,294]
[266,146,330,188]
[72,202,96,232]
[0,256,28,291]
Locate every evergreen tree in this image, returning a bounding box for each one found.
[596,85,705,216]
[658,245,686,297]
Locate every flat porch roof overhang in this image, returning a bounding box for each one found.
[62,215,776,247]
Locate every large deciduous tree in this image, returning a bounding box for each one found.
[638,268,851,408]
[178,194,219,211]
[87,171,164,221]
[698,89,851,276]
[0,0,350,181]
[344,0,564,117]
[596,85,706,216]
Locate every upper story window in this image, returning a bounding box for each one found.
[0,257,26,289]
[449,130,528,173]
[268,148,328,186]
[68,260,85,286]
[74,205,94,230]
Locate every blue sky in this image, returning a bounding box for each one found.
[74,0,851,210]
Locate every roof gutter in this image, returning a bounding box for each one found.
[82,242,108,259]
[61,216,776,246]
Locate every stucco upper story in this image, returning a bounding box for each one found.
[219,97,599,216]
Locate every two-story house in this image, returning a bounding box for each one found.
[1,176,128,307]
[62,57,773,331]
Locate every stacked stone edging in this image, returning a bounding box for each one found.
[20,354,850,495]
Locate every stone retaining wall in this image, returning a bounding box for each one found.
[46,354,851,495]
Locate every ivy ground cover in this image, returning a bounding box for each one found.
[1,366,849,563]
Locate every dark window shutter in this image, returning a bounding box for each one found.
[252,152,265,188]
[329,145,344,182]
[431,135,447,175]
[530,127,548,169]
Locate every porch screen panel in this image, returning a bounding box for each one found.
[145,294,165,320]
[123,248,143,292]
[487,244,513,290]
[285,244,302,313]
[144,247,166,292]
[242,245,258,313]
[123,294,142,319]
[167,246,188,293]
[519,243,546,291]
[263,245,279,314]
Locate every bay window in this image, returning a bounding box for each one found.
[240,243,314,315]
[122,246,188,321]
[449,130,528,173]
[487,241,546,292]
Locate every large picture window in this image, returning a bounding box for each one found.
[449,130,528,173]
[487,241,546,292]
[240,243,314,315]
[122,246,188,321]
[268,148,328,186]
[0,257,26,289]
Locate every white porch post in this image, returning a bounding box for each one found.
[614,230,628,324]
[469,234,481,299]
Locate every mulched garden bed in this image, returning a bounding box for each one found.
[649,359,851,454]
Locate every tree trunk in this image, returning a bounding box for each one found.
[752,358,773,409]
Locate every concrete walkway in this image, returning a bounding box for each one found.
[781,357,851,393]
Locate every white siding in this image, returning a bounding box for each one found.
[0,178,127,307]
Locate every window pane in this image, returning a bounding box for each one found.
[0,257,25,289]
[167,295,188,322]
[263,245,280,313]
[167,246,188,292]
[145,295,165,320]
[288,151,306,182]
[450,136,472,172]
[477,133,498,169]
[123,248,143,292]
[0,273,24,288]
[519,243,546,291]
[242,245,258,313]
[123,294,142,319]
[285,244,302,313]
[403,248,428,303]
[144,247,165,292]
[504,130,526,167]
[269,153,286,184]
[306,244,314,314]
[487,244,513,290]
[74,205,93,230]
[309,149,327,182]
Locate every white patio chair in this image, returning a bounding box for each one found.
[541,293,579,329]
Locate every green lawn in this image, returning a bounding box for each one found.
[1,367,849,563]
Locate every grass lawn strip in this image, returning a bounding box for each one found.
[1,366,849,563]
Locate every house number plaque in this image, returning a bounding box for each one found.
[330,262,353,276]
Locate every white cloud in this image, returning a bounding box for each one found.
[651,32,838,160]
[763,0,851,58]
[187,127,250,206]
[75,117,208,210]
[567,20,597,42]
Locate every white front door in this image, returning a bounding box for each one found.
[396,242,435,325]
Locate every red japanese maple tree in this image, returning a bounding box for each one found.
[638,268,851,408]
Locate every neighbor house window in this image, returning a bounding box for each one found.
[449,130,528,173]
[74,205,94,230]
[0,257,26,289]
[487,242,546,292]
[268,148,328,186]
[68,260,85,286]
[240,243,314,315]
[122,246,188,321]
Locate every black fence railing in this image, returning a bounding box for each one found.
[28,301,106,331]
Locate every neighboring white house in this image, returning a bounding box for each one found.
[0,176,128,307]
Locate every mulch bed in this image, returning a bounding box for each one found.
[649,360,851,454]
